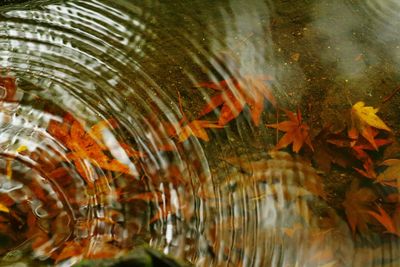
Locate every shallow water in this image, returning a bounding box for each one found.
[0,0,399,266]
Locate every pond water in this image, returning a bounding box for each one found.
[0,0,400,266]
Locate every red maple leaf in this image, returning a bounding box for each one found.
[266,108,313,153]
[198,75,276,126]
[0,72,17,102]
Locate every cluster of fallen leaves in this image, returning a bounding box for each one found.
[195,74,400,238]
[1,68,400,267]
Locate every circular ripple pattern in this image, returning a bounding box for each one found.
[0,0,213,265]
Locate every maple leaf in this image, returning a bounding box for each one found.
[266,108,313,153]
[312,126,357,172]
[198,75,276,126]
[165,92,224,143]
[0,202,9,213]
[0,72,17,102]
[327,129,391,180]
[48,114,136,185]
[342,179,377,235]
[349,101,391,149]
[176,120,224,142]
[353,157,378,180]
[368,205,399,236]
[376,159,400,188]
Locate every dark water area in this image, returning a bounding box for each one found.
[0,0,399,266]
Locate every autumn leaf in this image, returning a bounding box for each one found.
[354,157,377,180]
[342,179,377,235]
[0,72,17,102]
[48,114,137,185]
[0,202,9,213]
[266,108,313,153]
[376,159,400,187]
[165,92,224,143]
[198,75,276,126]
[312,126,357,172]
[350,134,392,161]
[176,120,223,142]
[368,205,398,236]
[349,101,391,149]
[326,128,391,180]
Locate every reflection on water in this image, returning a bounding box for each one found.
[0,0,400,266]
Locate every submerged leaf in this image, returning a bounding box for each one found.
[377,159,400,187]
[368,205,398,236]
[349,101,391,149]
[0,202,9,213]
[198,75,276,126]
[47,114,138,185]
[177,120,223,142]
[342,179,377,234]
[266,109,313,153]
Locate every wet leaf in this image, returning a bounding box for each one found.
[0,202,9,213]
[198,75,276,126]
[349,101,391,149]
[176,120,223,142]
[0,72,17,102]
[55,240,84,263]
[342,179,377,234]
[312,126,357,172]
[368,205,398,236]
[377,159,400,187]
[48,114,136,185]
[354,157,377,180]
[266,108,313,153]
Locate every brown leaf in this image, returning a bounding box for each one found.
[342,179,377,235]
[312,126,357,172]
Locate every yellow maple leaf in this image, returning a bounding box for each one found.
[0,202,9,213]
[349,101,391,149]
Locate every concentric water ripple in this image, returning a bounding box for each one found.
[0,0,400,267]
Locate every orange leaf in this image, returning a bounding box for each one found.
[55,241,84,263]
[177,120,224,142]
[48,114,134,184]
[198,75,275,126]
[266,109,313,153]
[368,205,398,236]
